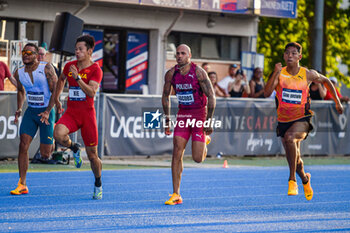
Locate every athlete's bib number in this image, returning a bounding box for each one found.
[282,88,302,104]
[27,91,45,106]
[177,91,194,105]
[69,86,86,101]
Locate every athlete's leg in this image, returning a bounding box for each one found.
[54,124,73,147]
[282,121,309,181]
[86,146,102,180]
[18,134,33,185]
[192,140,207,163]
[40,144,53,159]
[172,136,188,194]
[295,141,308,183]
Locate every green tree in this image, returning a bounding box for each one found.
[257,0,350,87]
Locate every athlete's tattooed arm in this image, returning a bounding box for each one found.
[162,68,174,135]
[14,69,25,124]
[39,63,58,125]
[197,67,216,135]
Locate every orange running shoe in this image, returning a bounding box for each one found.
[303,173,313,201]
[10,180,29,195]
[288,180,298,196]
[206,135,211,145]
[165,193,183,205]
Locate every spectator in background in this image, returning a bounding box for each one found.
[38,47,47,62]
[309,82,326,100]
[208,71,229,97]
[218,64,238,95]
[228,69,250,97]
[249,67,265,98]
[38,47,59,75]
[324,76,350,103]
[0,61,17,90]
[201,62,210,73]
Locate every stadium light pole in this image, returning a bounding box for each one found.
[312,0,324,72]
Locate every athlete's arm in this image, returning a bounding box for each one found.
[38,63,58,125]
[307,69,343,114]
[197,67,216,135]
[70,65,99,98]
[14,69,25,124]
[317,82,327,99]
[264,63,282,97]
[55,72,67,114]
[162,68,174,135]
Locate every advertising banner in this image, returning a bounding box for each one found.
[255,0,297,18]
[125,32,149,91]
[83,29,104,67]
[103,95,350,156]
[200,0,250,14]
[141,0,199,10]
[0,93,40,158]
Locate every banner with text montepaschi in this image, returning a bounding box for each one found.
[0,93,40,158]
[103,95,350,156]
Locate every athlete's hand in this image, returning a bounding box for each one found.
[274,63,282,73]
[204,126,213,136]
[164,119,171,135]
[335,102,344,115]
[56,101,65,114]
[38,110,50,125]
[69,65,79,80]
[14,109,22,124]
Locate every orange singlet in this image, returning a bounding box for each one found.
[275,67,313,123]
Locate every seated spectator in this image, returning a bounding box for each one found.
[218,64,238,95]
[309,82,326,100]
[228,69,250,98]
[208,71,229,97]
[249,67,265,98]
[324,76,349,103]
[201,62,210,73]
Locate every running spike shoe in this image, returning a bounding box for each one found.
[10,180,29,195]
[73,144,82,168]
[303,173,313,201]
[165,193,183,205]
[93,185,103,200]
[288,180,298,196]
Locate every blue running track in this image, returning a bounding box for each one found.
[1,165,350,232]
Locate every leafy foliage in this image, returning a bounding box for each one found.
[257,0,350,87]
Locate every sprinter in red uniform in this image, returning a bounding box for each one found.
[54,35,103,200]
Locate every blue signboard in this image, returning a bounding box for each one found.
[126,31,148,91]
[83,29,104,67]
[256,0,297,18]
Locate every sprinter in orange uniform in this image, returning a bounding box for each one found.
[264,42,343,201]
